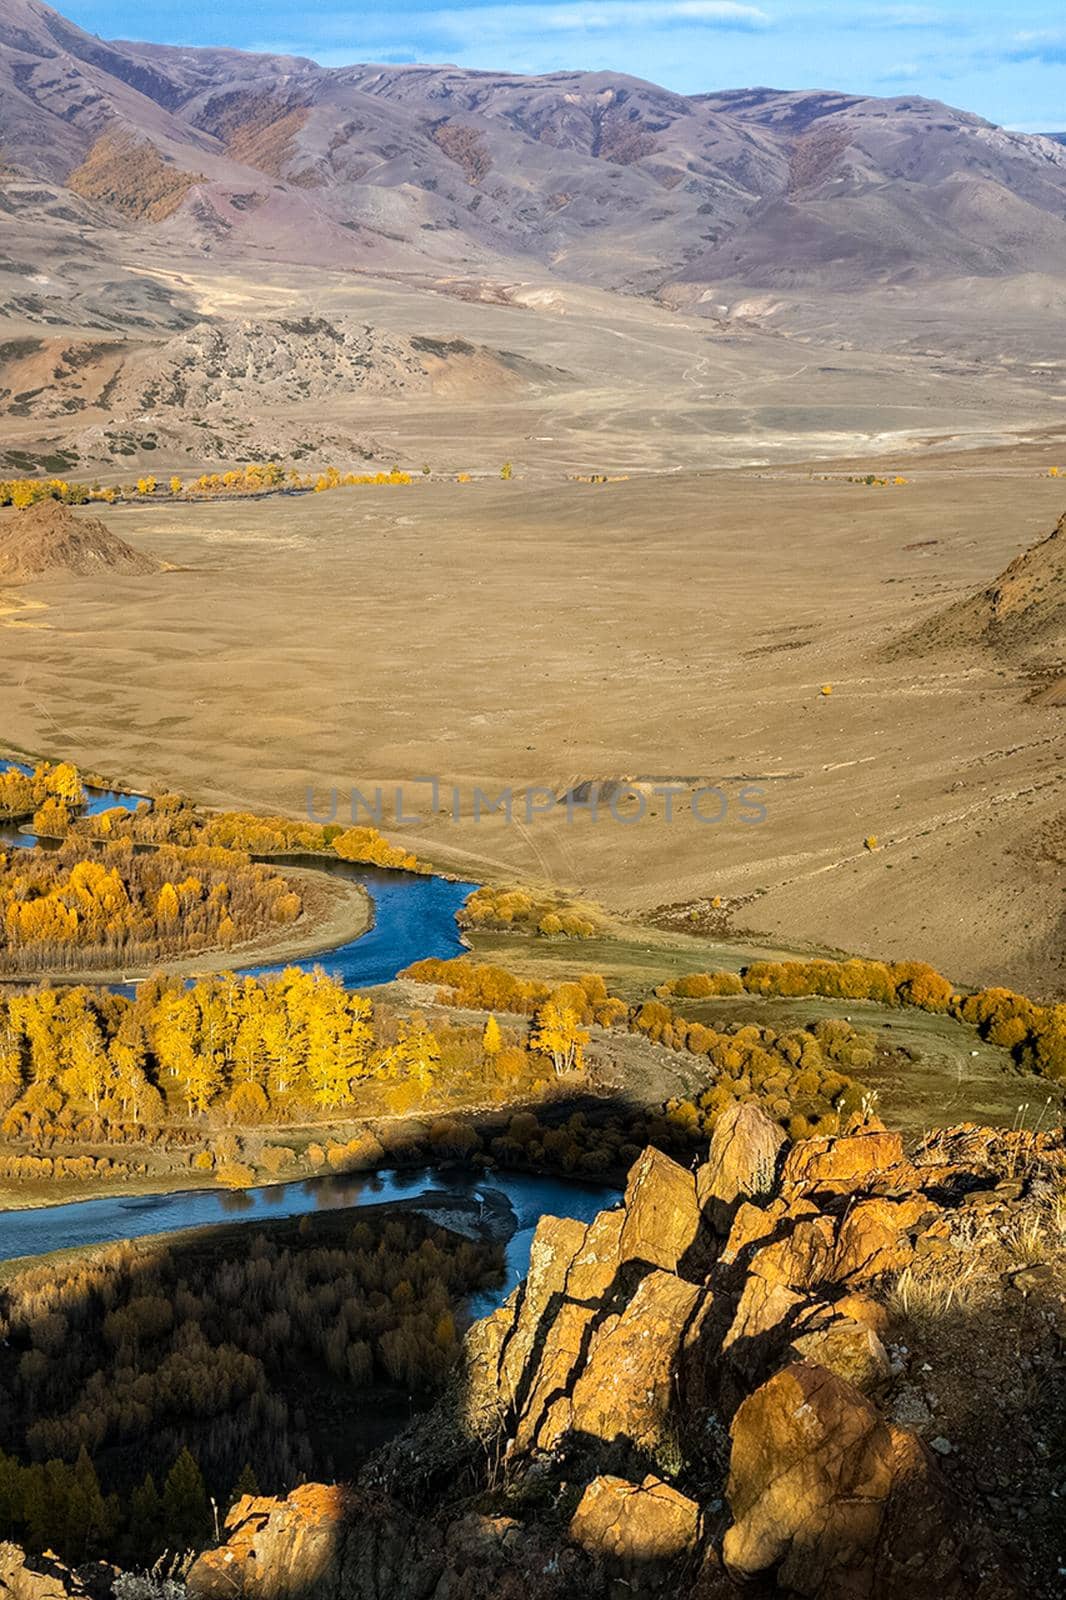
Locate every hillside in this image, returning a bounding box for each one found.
[0,497,159,579]
[1,1,1065,299]
[894,510,1066,667]
[1,2,1066,474]
[8,1110,1059,1598]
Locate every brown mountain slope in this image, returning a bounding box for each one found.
[2,0,1066,298]
[895,511,1066,666]
[0,497,159,580]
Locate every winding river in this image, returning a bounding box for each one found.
[0,762,616,1285]
[0,762,477,987]
[0,1167,620,1314]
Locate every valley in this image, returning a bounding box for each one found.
[0,2,1063,1596]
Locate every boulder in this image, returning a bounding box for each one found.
[186,1485,363,1600]
[568,1473,701,1576]
[723,1362,1010,1599]
[619,1147,702,1273]
[697,1103,786,1232]
[831,1290,891,1337]
[724,1363,895,1591]
[781,1128,918,1199]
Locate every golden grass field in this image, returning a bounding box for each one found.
[1,441,1063,999]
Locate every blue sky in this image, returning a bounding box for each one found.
[62,2,1065,130]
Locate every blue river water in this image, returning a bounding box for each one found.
[0,1165,619,1308]
[0,762,614,1287]
[0,762,476,986]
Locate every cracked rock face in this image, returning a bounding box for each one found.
[181,1109,1034,1600]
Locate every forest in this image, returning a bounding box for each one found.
[0,839,302,974]
[0,761,81,822]
[0,1209,502,1566]
[58,794,427,873]
[0,957,876,1172]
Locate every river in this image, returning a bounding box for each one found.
[0,761,477,986]
[0,1166,620,1313]
[0,763,613,1282]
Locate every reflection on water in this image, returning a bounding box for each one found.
[0,1167,620,1320]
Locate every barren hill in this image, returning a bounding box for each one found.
[0,497,159,580]
[0,317,563,420]
[895,511,1066,667]
[2,0,1066,299]
[2,1,1066,473]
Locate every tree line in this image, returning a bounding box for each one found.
[53,794,428,873]
[656,958,1066,1084]
[0,1212,501,1566]
[0,838,302,974]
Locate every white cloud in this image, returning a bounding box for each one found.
[436,0,771,30]
[263,1,770,51]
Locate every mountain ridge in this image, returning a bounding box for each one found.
[3,0,1066,298]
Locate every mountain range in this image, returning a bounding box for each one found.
[2,0,1066,473]
[4,0,1066,296]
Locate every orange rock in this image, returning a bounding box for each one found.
[187,1484,355,1600]
[565,1269,703,1452]
[724,1362,1010,1599]
[724,1363,894,1588]
[832,1290,891,1336]
[696,1102,786,1232]
[619,1146,702,1272]
[781,1128,919,1198]
[831,1196,932,1284]
[788,1314,891,1392]
[568,1473,701,1567]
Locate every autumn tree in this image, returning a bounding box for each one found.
[530,1000,589,1075]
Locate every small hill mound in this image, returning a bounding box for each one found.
[892,511,1066,666]
[0,500,159,582]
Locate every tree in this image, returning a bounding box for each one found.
[482,1014,502,1059]
[228,1463,260,1510]
[127,1471,162,1565]
[46,762,82,803]
[530,1000,589,1075]
[500,461,513,480]
[375,1014,440,1090]
[162,1448,210,1550]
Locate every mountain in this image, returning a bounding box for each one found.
[2,0,1066,297]
[2,0,1066,476]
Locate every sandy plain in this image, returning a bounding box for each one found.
[1,438,1063,1001]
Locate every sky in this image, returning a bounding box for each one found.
[60,1,1066,131]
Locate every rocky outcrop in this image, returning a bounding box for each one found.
[723,1363,1004,1599]
[0,1547,111,1600]
[696,1102,786,1232]
[191,1110,1029,1600]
